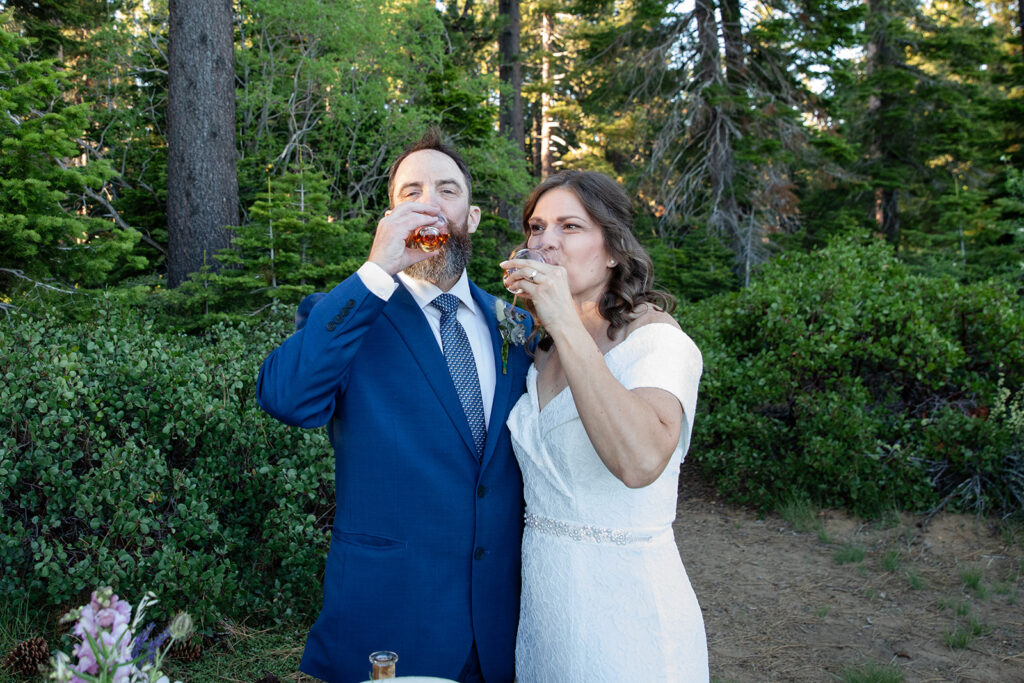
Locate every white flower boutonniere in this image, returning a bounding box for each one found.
[495,299,527,375]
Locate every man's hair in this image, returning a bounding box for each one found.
[387,126,473,205]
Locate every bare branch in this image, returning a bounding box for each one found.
[0,269,77,294]
[82,184,167,256]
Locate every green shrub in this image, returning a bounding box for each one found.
[0,300,333,629]
[681,237,1024,516]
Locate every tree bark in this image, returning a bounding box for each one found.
[498,0,523,222]
[719,0,745,90]
[695,0,743,274]
[539,12,555,178]
[1018,0,1023,63]
[866,0,900,247]
[879,188,899,244]
[498,0,524,149]
[167,0,238,288]
[532,103,542,177]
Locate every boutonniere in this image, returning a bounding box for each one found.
[495,299,527,374]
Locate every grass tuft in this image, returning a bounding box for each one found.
[882,549,902,573]
[779,498,825,536]
[904,570,925,590]
[838,659,904,683]
[944,615,991,649]
[959,568,988,598]
[834,544,867,565]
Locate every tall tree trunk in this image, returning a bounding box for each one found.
[719,0,745,90]
[1018,0,1023,63]
[866,0,900,247]
[880,188,899,244]
[539,12,555,178]
[498,0,523,222]
[532,103,542,177]
[167,0,238,288]
[498,0,524,149]
[695,0,743,275]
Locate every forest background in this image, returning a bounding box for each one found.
[1,0,1023,647]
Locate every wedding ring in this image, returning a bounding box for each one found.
[528,269,538,282]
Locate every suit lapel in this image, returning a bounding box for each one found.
[471,283,519,466]
[382,282,477,456]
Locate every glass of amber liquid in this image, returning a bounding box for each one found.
[405,214,449,252]
[368,650,398,679]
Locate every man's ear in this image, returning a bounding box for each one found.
[467,205,482,234]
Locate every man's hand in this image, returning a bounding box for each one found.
[368,203,445,275]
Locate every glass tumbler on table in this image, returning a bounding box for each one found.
[368,650,398,679]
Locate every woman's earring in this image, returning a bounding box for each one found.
[608,259,616,267]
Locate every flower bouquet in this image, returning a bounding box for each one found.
[49,587,192,683]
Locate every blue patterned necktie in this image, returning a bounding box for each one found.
[431,293,487,459]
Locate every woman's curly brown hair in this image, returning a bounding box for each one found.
[520,170,675,348]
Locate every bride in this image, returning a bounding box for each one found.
[502,170,708,682]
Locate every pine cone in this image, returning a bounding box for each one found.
[253,674,281,683]
[2,636,50,676]
[168,635,203,663]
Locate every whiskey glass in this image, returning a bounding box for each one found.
[405,214,449,252]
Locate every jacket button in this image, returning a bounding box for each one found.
[477,485,487,498]
[474,547,485,560]
[326,322,336,332]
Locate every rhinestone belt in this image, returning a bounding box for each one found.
[524,512,654,546]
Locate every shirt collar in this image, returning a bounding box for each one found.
[398,269,477,315]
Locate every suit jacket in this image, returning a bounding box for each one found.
[257,271,531,683]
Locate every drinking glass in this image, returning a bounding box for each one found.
[368,650,398,679]
[503,248,547,293]
[405,214,449,252]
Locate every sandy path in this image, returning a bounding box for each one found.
[674,461,1024,682]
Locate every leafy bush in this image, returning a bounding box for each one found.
[681,237,1024,516]
[0,299,333,629]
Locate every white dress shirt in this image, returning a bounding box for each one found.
[357,261,497,427]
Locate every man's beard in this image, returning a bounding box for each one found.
[403,220,473,284]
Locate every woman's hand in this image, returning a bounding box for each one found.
[499,256,579,337]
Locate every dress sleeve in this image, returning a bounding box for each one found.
[617,323,703,452]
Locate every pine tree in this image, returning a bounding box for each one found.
[172,163,368,325]
[0,16,141,294]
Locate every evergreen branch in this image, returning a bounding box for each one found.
[49,155,167,257]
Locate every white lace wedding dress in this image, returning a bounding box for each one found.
[507,323,709,683]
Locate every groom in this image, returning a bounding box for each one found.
[257,128,530,683]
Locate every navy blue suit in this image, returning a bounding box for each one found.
[257,272,530,683]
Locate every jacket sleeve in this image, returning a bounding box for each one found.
[256,274,389,428]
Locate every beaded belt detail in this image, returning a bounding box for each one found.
[524,512,654,546]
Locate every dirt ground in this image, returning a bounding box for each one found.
[675,459,1024,682]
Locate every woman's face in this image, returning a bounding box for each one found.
[526,187,615,302]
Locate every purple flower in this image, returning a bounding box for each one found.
[51,586,192,683]
[72,638,99,675]
[95,599,131,630]
[131,622,156,662]
[71,604,97,641]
